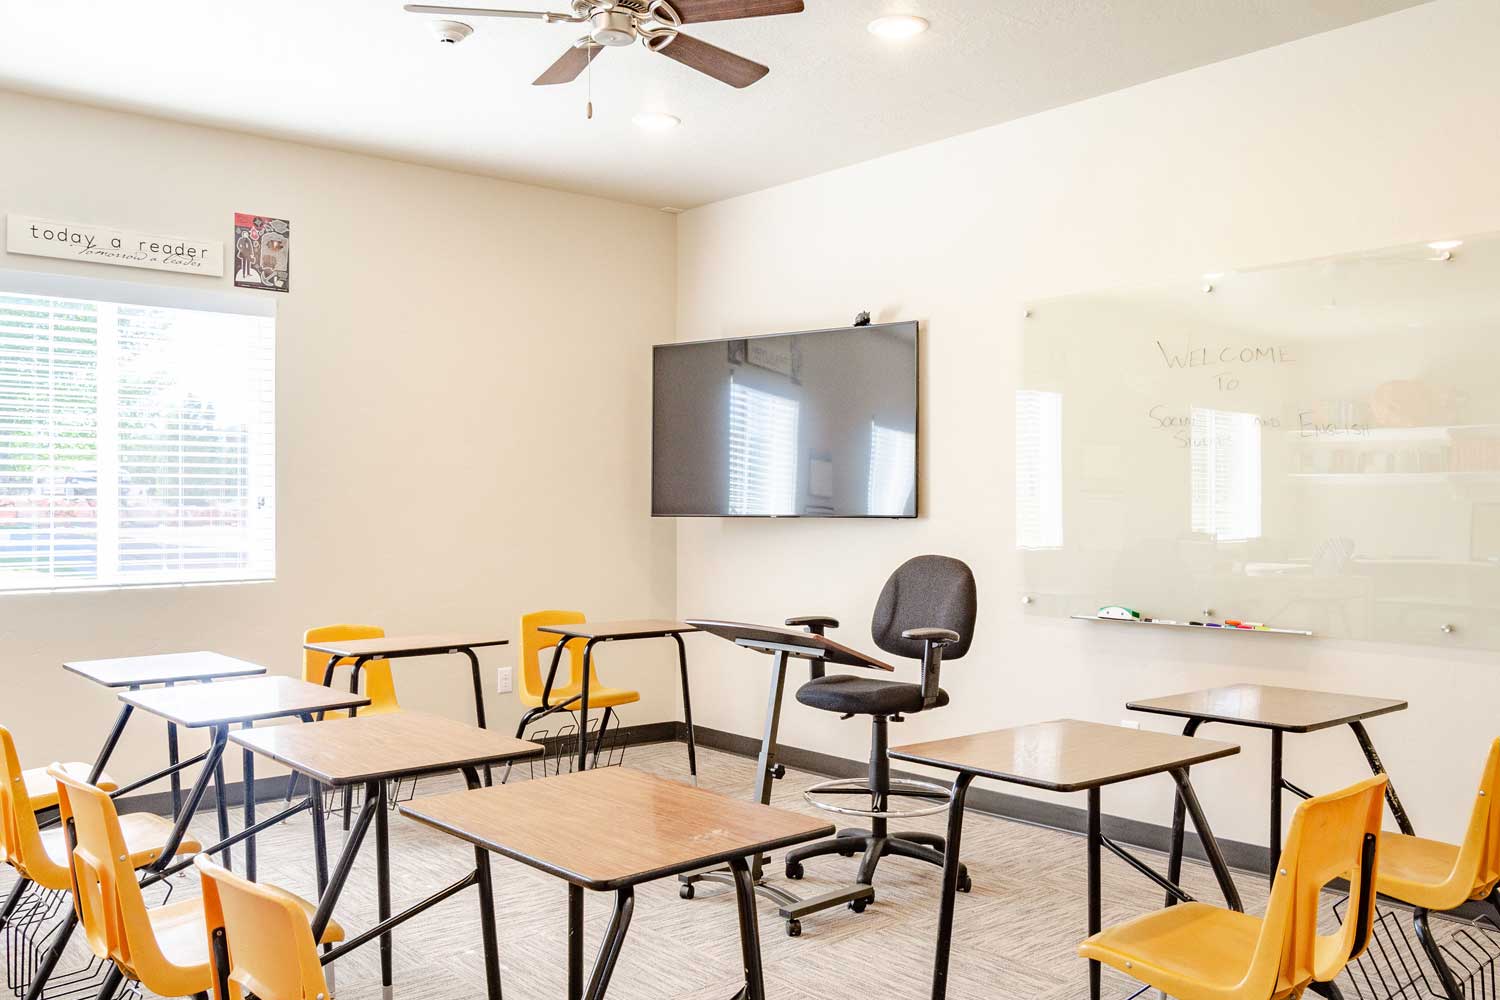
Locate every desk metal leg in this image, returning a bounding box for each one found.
[459,647,493,786]
[311,788,380,940]
[729,856,765,1000]
[152,725,230,871]
[242,722,257,881]
[166,681,183,817]
[1087,786,1102,1000]
[584,888,634,1000]
[375,778,394,999]
[568,884,584,1000]
[1170,768,1242,911]
[1164,717,1202,907]
[673,633,698,785]
[213,732,232,871]
[88,703,134,784]
[929,772,973,1000]
[577,640,599,774]
[1349,720,1415,835]
[459,766,504,1000]
[343,656,372,830]
[1269,730,1284,883]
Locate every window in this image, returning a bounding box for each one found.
[1191,407,1262,541]
[1015,390,1063,549]
[0,272,275,591]
[867,422,915,516]
[727,379,799,515]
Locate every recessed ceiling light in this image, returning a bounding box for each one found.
[633,111,681,132]
[1428,239,1462,251]
[868,14,929,40]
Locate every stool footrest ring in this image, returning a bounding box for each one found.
[803,777,951,819]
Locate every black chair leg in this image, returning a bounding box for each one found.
[1414,907,1466,999]
[786,836,865,871]
[855,836,889,886]
[895,830,946,851]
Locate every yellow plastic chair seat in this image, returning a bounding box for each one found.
[137,895,345,993]
[24,763,118,809]
[1081,903,1270,998]
[39,815,200,875]
[1377,831,1470,909]
[519,683,641,712]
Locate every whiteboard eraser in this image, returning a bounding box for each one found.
[1097,606,1141,620]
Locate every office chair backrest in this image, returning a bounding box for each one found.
[1245,773,1386,996]
[196,854,330,1000]
[871,555,977,662]
[48,763,159,978]
[0,725,54,884]
[519,610,596,699]
[303,624,399,714]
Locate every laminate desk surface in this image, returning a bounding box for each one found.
[890,719,1240,792]
[230,711,542,786]
[303,633,508,659]
[120,676,370,729]
[64,651,267,688]
[400,767,834,891]
[1126,683,1407,733]
[536,619,696,640]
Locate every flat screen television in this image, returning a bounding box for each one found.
[652,321,918,517]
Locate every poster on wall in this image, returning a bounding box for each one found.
[6,214,223,276]
[232,214,291,292]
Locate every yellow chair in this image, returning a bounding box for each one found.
[515,610,640,738]
[1,725,192,922]
[1079,773,1386,1000]
[303,624,401,717]
[196,854,333,1000]
[1373,738,1500,997]
[48,764,343,1000]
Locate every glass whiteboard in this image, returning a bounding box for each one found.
[1020,232,1500,649]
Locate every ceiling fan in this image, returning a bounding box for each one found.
[403,0,805,89]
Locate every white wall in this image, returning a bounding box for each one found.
[674,0,1500,849]
[0,90,679,785]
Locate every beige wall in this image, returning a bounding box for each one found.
[0,90,678,785]
[674,0,1500,849]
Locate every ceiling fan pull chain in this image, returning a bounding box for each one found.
[587,48,594,119]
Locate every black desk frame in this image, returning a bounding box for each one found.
[677,624,874,935]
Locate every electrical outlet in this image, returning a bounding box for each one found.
[496,667,513,694]
[1119,719,1141,730]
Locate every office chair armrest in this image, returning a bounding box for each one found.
[787,616,838,680]
[904,628,959,709]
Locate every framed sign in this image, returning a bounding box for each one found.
[233,214,290,292]
[5,215,223,276]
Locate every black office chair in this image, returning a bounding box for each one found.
[784,554,976,908]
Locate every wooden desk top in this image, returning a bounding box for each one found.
[889,719,1239,792]
[64,652,267,688]
[120,677,370,729]
[536,619,696,641]
[304,633,509,659]
[1126,684,1407,733]
[399,767,834,891]
[230,711,542,786]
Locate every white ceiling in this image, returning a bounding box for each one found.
[0,0,1424,208]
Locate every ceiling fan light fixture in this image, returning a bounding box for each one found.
[867,14,929,40]
[633,111,682,131]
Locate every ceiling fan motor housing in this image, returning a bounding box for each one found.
[590,9,638,45]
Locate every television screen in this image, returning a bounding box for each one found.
[652,321,918,517]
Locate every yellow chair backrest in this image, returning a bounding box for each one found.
[0,727,67,888]
[1246,773,1387,998]
[196,854,331,1000]
[519,610,601,701]
[1439,737,1500,901]
[48,764,161,981]
[303,624,399,714]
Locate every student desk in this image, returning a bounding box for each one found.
[233,712,541,1000]
[400,767,833,1000]
[118,676,369,881]
[535,620,699,779]
[1126,683,1411,882]
[890,719,1242,1000]
[64,651,266,816]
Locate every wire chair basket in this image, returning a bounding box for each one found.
[1333,894,1500,1000]
[507,711,629,782]
[3,873,164,1000]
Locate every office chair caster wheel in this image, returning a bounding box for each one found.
[957,873,973,893]
[785,919,802,938]
[770,763,786,780]
[679,883,695,900]
[785,861,804,880]
[837,846,857,857]
[849,895,870,914]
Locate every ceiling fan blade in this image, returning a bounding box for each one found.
[664,0,804,24]
[533,43,605,85]
[403,4,570,20]
[651,32,768,88]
